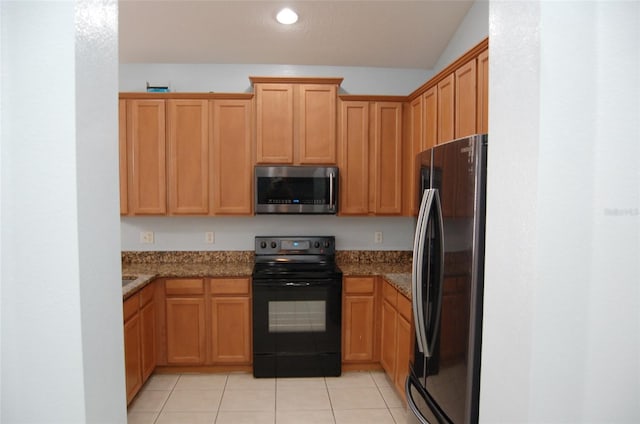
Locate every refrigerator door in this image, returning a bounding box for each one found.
[408,149,447,423]
[424,134,487,424]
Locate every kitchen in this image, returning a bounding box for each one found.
[1,1,638,424]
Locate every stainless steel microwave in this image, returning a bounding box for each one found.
[254,165,338,214]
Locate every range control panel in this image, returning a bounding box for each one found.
[255,236,335,256]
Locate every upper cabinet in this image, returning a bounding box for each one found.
[119,100,128,215]
[403,39,488,216]
[127,99,167,215]
[120,93,254,216]
[210,99,253,215]
[339,97,403,216]
[167,100,209,215]
[251,77,342,165]
[477,49,489,134]
[454,58,478,139]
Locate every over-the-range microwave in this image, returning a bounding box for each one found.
[254,165,338,214]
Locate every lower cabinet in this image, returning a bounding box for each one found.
[380,279,413,400]
[123,282,156,404]
[165,279,207,364]
[162,277,251,367]
[209,278,251,364]
[342,276,377,364]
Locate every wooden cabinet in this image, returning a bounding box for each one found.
[119,93,254,216]
[161,277,252,367]
[380,286,398,375]
[339,98,403,216]
[167,100,209,215]
[437,74,455,144]
[209,278,251,364]
[402,39,488,217]
[372,102,403,214]
[252,77,341,165]
[477,49,489,134]
[394,306,412,397]
[165,278,207,365]
[342,276,377,363]
[402,96,423,216]
[455,58,478,139]
[338,101,370,214]
[119,100,128,215]
[123,296,142,403]
[210,99,253,215]
[380,279,413,401]
[123,282,156,404]
[423,86,438,151]
[127,99,166,214]
[139,284,157,381]
[254,83,294,163]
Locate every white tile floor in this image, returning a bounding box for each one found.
[127,371,417,424]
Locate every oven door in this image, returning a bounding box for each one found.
[252,278,342,377]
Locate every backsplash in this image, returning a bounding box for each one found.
[121,250,412,265]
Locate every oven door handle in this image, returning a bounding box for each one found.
[284,281,312,287]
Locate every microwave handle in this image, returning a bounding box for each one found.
[329,172,335,211]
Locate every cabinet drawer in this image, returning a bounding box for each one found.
[210,278,250,295]
[397,293,412,322]
[382,280,397,307]
[165,279,205,295]
[343,277,375,294]
[123,295,139,322]
[139,282,155,306]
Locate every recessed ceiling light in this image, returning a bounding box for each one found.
[276,7,298,25]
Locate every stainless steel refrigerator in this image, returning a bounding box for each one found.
[406,134,487,424]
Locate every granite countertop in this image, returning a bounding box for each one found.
[121,250,414,300]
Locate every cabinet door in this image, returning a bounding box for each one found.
[123,314,142,403]
[298,84,337,164]
[380,299,397,376]
[338,100,370,215]
[167,100,209,214]
[343,295,375,362]
[394,315,411,399]
[210,296,251,364]
[127,99,166,214]
[119,99,128,215]
[139,300,156,381]
[165,298,206,364]
[255,83,294,163]
[404,96,423,216]
[437,74,455,144]
[423,86,438,151]
[455,58,477,138]
[477,49,489,134]
[210,99,253,215]
[372,102,403,215]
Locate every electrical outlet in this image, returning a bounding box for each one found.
[374,231,383,244]
[139,231,154,244]
[205,231,215,244]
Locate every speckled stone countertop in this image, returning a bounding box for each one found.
[121,250,413,299]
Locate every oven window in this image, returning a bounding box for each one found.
[268,300,326,333]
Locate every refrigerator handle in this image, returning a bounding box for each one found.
[425,189,445,357]
[412,188,434,354]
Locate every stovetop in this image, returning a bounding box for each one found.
[253,236,342,280]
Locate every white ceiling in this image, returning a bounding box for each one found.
[119,0,475,69]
